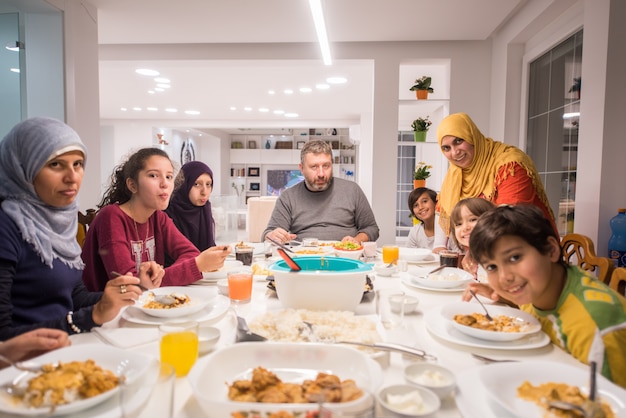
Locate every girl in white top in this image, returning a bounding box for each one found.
[407,188,448,250]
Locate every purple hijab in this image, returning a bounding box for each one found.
[165,161,216,250]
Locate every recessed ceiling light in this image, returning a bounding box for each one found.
[148,90,155,94]
[316,83,330,90]
[120,107,128,111]
[284,89,294,95]
[285,112,299,118]
[300,87,312,93]
[198,133,203,137]
[156,84,171,89]
[154,88,164,92]
[147,107,158,111]
[154,77,170,83]
[273,110,285,115]
[135,69,159,76]
[185,110,200,115]
[326,76,347,84]
[268,90,276,95]
[10,68,19,73]
[244,107,252,111]
[230,106,237,111]
[165,108,178,113]
[258,108,269,112]
[132,107,142,111]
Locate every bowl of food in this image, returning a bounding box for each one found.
[374,262,398,277]
[404,363,456,399]
[377,384,440,418]
[398,248,432,262]
[441,301,542,342]
[268,256,372,311]
[134,286,215,318]
[333,242,364,260]
[408,267,473,289]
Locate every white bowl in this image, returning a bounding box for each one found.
[374,262,398,277]
[389,294,419,314]
[404,363,456,399]
[202,260,245,280]
[334,248,364,260]
[198,326,221,355]
[268,256,372,311]
[187,342,383,417]
[135,286,216,318]
[440,301,542,342]
[408,267,473,289]
[377,384,440,418]
[399,248,432,262]
[216,278,229,296]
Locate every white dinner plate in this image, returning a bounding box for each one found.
[122,294,230,326]
[200,260,246,282]
[440,301,542,342]
[400,272,466,293]
[0,344,154,417]
[424,304,550,350]
[479,361,626,418]
[188,342,383,417]
[134,286,216,318]
[407,266,473,289]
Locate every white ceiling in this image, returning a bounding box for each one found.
[93,0,527,129]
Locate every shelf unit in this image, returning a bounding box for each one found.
[229,128,356,200]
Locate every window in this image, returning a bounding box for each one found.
[527,29,582,236]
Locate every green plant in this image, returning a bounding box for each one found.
[411,116,432,132]
[409,76,434,93]
[414,162,432,180]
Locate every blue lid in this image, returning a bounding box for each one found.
[269,256,372,273]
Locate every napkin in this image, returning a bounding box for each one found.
[93,326,159,349]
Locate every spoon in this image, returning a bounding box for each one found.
[468,289,493,321]
[111,271,176,305]
[471,353,517,363]
[546,400,590,418]
[0,354,49,373]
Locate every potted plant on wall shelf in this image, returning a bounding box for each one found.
[411,116,432,142]
[409,76,434,100]
[413,162,432,189]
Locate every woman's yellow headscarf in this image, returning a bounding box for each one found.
[436,113,553,235]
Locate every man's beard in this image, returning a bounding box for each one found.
[305,174,332,192]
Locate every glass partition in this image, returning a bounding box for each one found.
[0,12,21,136]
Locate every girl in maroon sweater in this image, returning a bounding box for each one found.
[81,148,230,291]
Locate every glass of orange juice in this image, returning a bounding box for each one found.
[382,245,399,264]
[227,270,253,303]
[159,320,199,377]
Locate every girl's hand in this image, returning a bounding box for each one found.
[138,261,164,289]
[196,245,231,272]
[92,275,142,325]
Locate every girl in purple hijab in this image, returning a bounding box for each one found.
[165,161,216,251]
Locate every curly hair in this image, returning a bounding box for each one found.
[98,147,172,208]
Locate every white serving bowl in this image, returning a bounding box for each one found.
[187,342,383,417]
[374,262,398,277]
[268,256,372,311]
[134,286,216,318]
[399,248,432,262]
[377,384,440,418]
[198,326,221,355]
[408,267,473,289]
[404,363,456,399]
[334,248,364,260]
[440,301,542,342]
[388,294,419,314]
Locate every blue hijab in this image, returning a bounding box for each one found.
[0,117,87,269]
[165,161,216,251]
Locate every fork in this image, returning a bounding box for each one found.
[471,353,517,363]
[0,353,49,373]
[111,271,175,305]
[468,289,493,321]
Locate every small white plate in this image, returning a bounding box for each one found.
[399,247,432,262]
[0,345,153,417]
[424,305,550,350]
[479,361,626,417]
[441,302,542,342]
[400,273,465,293]
[123,294,230,326]
[201,260,246,281]
[134,286,216,318]
[407,266,473,289]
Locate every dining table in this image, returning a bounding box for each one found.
[67,250,589,418]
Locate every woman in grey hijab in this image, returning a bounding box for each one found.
[0,117,143,340]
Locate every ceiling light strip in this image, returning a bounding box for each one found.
[309,0,332,65]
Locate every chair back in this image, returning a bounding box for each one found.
[77,208,98,247]
[560,233,614,284]
[609,267,626,296]
[247,196,278,243]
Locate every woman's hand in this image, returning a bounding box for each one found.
[196,245,231,272]
[92,274,142,325]
[0,329,70,368]
[137,261,164,289]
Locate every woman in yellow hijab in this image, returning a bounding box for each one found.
[435,113,557,245]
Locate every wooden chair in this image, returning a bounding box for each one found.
[560,233,614,285]
[77,208,98,247]
[609,267,626,296]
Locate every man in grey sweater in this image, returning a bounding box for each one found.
[262,140,379,245]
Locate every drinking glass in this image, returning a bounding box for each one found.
[159,320,199,377]
[235,246,254,266]
[382,245,399,264]
[439,251,459,267]
[227,270,253,303]
[362,241,377,260]
[121,362,175,418]
[377,289,405,329]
